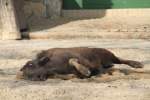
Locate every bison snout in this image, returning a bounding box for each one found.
[16,71,24,79]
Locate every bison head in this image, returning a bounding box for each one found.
[18,57,50,81]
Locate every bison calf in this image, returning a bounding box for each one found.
[18,47,143,81]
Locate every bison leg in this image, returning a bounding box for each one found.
[69,58,91,77]
[52,74,77,80]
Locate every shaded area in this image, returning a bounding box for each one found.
[63,0,83,9]
[20,0,113,38]
[63,0,113,9]
[63,0,150,9]
[83,0,113,9]
[14,0,28,32]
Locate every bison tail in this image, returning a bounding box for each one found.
[113,57,144,68]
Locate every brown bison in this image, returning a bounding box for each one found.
[17,47,143,81]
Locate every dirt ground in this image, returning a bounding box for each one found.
[0,39,150,100]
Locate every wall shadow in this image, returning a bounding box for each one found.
[14,0,28,32]
[63,0,113,9]
[82,0,113,9]
[63,0,82,9]
[16,0,113,38]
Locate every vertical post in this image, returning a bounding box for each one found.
[0,0,21,40]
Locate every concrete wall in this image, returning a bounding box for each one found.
[0,0,62,39]
[23,0,62,19]
[44,0,62,18]
[62,9,150,18]
[0,0,62,28]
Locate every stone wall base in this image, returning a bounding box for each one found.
[62,9,150,18]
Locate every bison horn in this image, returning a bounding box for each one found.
[39,57,50,65]
[69,58,91,77]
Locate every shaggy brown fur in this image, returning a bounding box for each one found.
[19,47,143,81]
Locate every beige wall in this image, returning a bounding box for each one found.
[23,0,62,19]
[0,0,62,39]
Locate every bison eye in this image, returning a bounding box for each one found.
[28,63,33,67]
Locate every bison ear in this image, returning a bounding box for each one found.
[38,57,50,66]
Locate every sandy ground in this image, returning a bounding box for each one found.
[0,39,150,100]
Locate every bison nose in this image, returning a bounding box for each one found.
[16,71,24,80]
